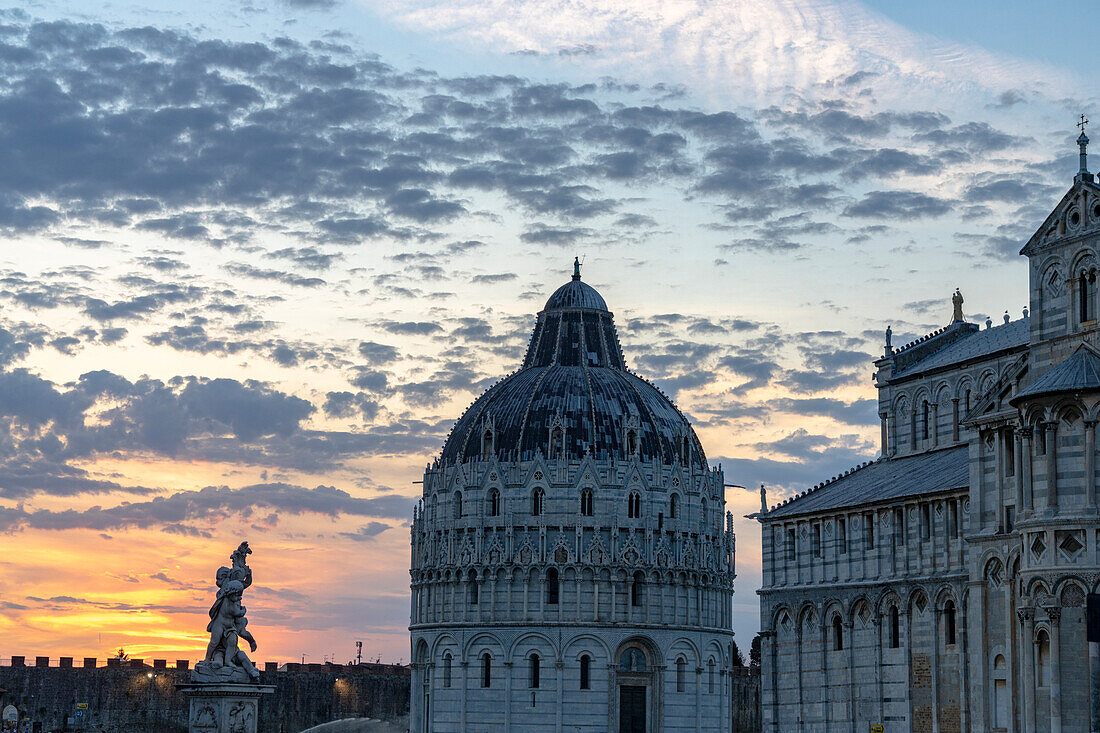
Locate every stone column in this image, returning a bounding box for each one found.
[1046,422,1059,512]
[890,410,899,457]
[960,595,970,732]
[1021,428,1034,514]
[1086,419,1097,510]
[1015,431,1025,512]
[952,399,961,443]
[503,660,513,730]
[460,659,468,729]
[846,621,856,730]
[1018,607,1035,733]
[976,431,986,532]
[1049,606,1062,733]
[970,580,986,728]
[764,630,779,732]
[1005,581,1017,733]
[555,658,563,733]
[931,403,940,448]
[932,607,940,733]
[820,622,829,729]
[874,614,885,727]
[995,429,1005,531]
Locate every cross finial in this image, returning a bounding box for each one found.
[1077,114,1093,182]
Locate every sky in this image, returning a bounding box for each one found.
[0,0,1096,665]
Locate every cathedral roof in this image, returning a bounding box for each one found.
[763,444,969,519]
[891,317,1029,380]
[439,266,707,469]
[1011,344,1100,404]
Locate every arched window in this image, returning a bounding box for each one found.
[547,568,559,605]
[454,491,463,518]
[628,491,641,518]
[580,655,591,690]
[532,488,544,516]
[708,658,715,693]
[837,517,847,554]
[786,528,796,561]
[626,429,637,456]
[889,606,900,648]
[580,488,593,516]
[488,488,500,517]
[1037,630,1050,686]
[910,408,917,449]
[944,600,956,646]
[670,493,680,519]
[676,657,686,692]
[529,653,540,688]
[468,570,478,606]
[701,497,708,525]
[922,400,929,440]
[482,428,493,454]
[481,652,492,688]
[681,435,690,465]
[964,389,971,412]
[832,615,844,651]
[442,652,452,688]
[1081,270,1097,322]
[631,571,644,607]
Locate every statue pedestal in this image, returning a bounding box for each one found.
[176,683,275,733]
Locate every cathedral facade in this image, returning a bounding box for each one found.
[757,136,1100,732]
[409,263,737,732]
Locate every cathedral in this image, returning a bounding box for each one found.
[408,261,737,732]
[757,132,1100,732]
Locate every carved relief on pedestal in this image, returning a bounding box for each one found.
[191,702,218,731]
[227,700,256,733]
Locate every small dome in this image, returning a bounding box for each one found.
[544,279,608,312]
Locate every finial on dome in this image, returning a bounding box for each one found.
[573,256,581,281]
[1078,114,1094,183]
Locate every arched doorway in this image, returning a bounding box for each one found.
[613,638,662,732]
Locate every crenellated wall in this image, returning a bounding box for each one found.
[0,660,409,732]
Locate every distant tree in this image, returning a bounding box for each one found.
[731,640,746,668]
[749,634,762,672]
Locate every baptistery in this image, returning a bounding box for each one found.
[409,261,736,732]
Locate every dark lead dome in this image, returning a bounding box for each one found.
[440,262,707,470]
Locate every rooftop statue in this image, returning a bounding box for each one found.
[192,541,260,683]
[952,288,965,322]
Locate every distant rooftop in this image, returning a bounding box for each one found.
[1012,344,1100,404]
[892,317,1029,380]
[764,444,969,519]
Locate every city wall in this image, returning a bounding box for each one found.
[0,657,409,732]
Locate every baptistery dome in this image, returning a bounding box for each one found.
[409,261,736,733]
[441,262,708,471]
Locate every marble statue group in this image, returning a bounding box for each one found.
[192,541,260,683]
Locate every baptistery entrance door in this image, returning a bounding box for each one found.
[619,685,646,733]
[614,642,660,733]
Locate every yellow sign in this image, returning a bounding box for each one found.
[870,725,884,733]
[76,704,88,710]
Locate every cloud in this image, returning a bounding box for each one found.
[842,191,951,220]
[0,483,415,533]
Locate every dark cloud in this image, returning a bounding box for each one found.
[0,483,415,533]
[842,191,951,220]
[357,341,399,365]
